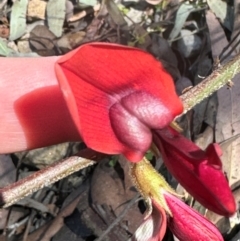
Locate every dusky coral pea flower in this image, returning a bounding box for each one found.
[0,42,236,241]
[0,43,235,217]
[55,43,183,162]
[153,127,236,216]
[0,43,183,162]
[131,158,224,241]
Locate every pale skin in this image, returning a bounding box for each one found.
[0,56,81,153]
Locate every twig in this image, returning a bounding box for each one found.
[179,53,240,115]
[0,150,98,208]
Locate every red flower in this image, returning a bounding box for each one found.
[0,42,236,241]
[55,43,183,162]
[131,158,224,241]
[0,43,235,218]
[0,43,182,156]
[153,127,236,216]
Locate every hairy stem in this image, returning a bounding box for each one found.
[179,54,240,115]
[0,149,100,208]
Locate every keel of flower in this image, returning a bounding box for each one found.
[131,158,224,241]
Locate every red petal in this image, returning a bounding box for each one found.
[132,199,167,241]
[55,43,183,162]
[164,192,224,241]
[153,127,236,216]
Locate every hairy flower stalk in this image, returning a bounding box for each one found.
[131,158,224,241]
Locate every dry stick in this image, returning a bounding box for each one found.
[1,53,240,208]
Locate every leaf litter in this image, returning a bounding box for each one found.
[1,0,240,240]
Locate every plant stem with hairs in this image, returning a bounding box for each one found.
[180,53,240,115]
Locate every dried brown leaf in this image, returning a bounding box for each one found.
[230,0,240,53]
[205,9,229,61]
[57,31,86,51]
[216,80,240,186]
[91,158,142,234]
[29,25,57,56]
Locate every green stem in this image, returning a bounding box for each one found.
[180,54,240,115]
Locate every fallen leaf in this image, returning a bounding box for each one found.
[0,37,15,56]
[29,25,57,56]
[9,0,28,40]
[105,0,128,30]
[216,81,240,186]
[57,31,86,50]
[150,35,180,81]
[207,0,233,31]
[77,0,98,6]
[46,0,66,37]
[230,0,240,53]
[169,3,196,41]
[205,9,230,61]
[91,158,142,235]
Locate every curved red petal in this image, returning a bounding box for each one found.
[153,127,236,216]
[132,200,167,241]
[56,43,183,162]
[164,192,224,241]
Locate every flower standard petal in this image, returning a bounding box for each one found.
[153,127,236,216]
[55,43,183,162]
